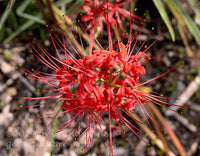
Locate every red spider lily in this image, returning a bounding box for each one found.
[15,11,184,156]
[80,0,144,35]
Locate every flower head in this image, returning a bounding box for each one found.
[16,7,183,155]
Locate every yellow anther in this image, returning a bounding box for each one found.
[126,32,128,35]
[122,33,125,36]
[80,13,82,16]
[32,69,34,71]
[46,125,49,127]
[25,73,27,76]
[33,37,36,40]
[103,8,105,10]
[125,138,128,141]
[127,22,129,26]
[143,13,146,16]
[152,27,154,30]
[49,34,51,37]
[46,25,48,27]
[160,94,163,96]
[148,57,151,60]
[19,64,22,67]
[16,67,18,69]
[145,45,147,48]
[148,144,150,146]
[164,131,166,134]
[78,19,80,22]
[146,133,148,136]
[74,137,77,141]
[29,123,32,126]
[37,89,40,91]
[24,97,26,99]
[134,8,137,11]
[91,17,94,19]
[51,29,53,31]
[91,12,93,15]
[152,130,154,133]
[31,50,33,53]
[20,105,23,108]
[181,112,183,114]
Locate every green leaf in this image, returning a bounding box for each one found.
[166,0,200,46]
[153,0,175,41]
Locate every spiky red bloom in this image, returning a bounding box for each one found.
[81,0,144,35]
[16,9,183,156]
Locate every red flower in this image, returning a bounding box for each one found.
[80,0,144,35]
[16,11,184,156]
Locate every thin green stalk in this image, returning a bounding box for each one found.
[50,101,62,155]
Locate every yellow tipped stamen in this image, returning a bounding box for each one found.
[125,138,128,141]
[146,133,148,136]
[49,34,51,37]
[74,137,77,141]
[134,8,137,11]
[164,131,167,134]
[160,94,163,96]
[33,37,36,40]
[126,32,128,36]
[51,29,53,31]
[32,69,34,71]
[37,89,40,91]
[16,67,18,69]
[20,105,23,108]
[25,73,27,76]
[80,13,82,16]
[145,45,147,48]
[152,27,154,30]
[31,50,33,53]
[24,97,26,99]
[127,22,129,26]
[143,13,146,16]
[91,17,94,19]
[46,25,48,27]
[29,123,32,126]
[91,12,93,15]
[78,19,80,22]
[148,144,150,146]
[19,64,22,67]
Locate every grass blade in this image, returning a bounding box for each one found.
[153,0,175,41]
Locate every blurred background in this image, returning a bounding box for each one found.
[0,0,200,155]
